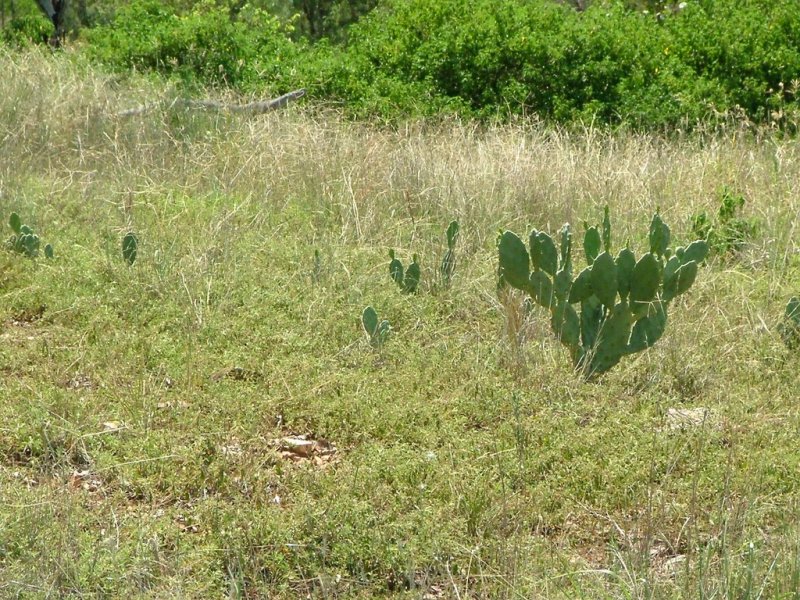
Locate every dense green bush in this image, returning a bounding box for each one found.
[0,14,53,47]
[83,0,301,92]
[330,0,800,125]
[666,0,800,123]
[76,0,800,127]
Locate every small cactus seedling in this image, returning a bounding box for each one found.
[6,212,52,259]
[779,296,800,350]
[388,249,420,293]
[440,220,460,287]
[122,232,139,265]
[311,249,323,284]
[497,207,708,379]
[362,306,391,349]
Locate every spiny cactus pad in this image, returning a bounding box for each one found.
[779,296,800,350]
[362,306,391,349]
[441,221,460,287]
[123,232,139,265]
[497,207,707,378]
[389,249,420,293]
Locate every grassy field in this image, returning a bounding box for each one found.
[1,50,799,598]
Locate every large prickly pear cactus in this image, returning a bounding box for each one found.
[497,207,708,378]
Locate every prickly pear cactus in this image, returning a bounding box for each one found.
[779,296,800,350]
[362,306,391,349]
[122,232,139,265]
[388,250,420,293]
[440,220,459,287]
[6,213,51,259]
[497,207,708,378]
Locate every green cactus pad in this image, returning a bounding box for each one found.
[568,266,593,304]
[779,297,800,349]
[630,253,661,305]
[530,231,558,276]
[497,231,530,290]
[590,251,618,309]
[662,255,682,300]
[585,302,633,376]
[44,244,54,259]
[529,271,555,309]
[787,297,800,322]
[580,296,604,350]
[615,248,636,300]
[404,255,421,293]
[552,300,580,348]
[123,232,138,265]
[446,221,459,250]
[559,224,572,273]
[389,250,404,286]
[362,306,390,348]
[9,212,21,234]
[20,233,39,257]
[362,306,379,336]
[674,260,698,296]
[584,226,602,264]
[649,213,671,257]
[602,205,612,253]
[554,269,572,302]
[627,301,668,353]
[682,240,709,265]
[376,320,390,341]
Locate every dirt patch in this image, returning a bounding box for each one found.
[9,305,46,326]
[209,366,262,383]
[273,434,338,468]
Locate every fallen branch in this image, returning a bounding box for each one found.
[116,88,306,118]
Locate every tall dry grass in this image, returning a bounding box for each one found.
[2,48,798,258]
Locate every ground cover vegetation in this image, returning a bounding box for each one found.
[0,49,799,598]
[2,0,800,128]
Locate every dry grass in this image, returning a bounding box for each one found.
[1,48,799,598]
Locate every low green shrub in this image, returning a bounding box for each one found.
[74,0,800,127]
[691,187,758,258]
[83,0,300,92]
[329,0,800,126]
[0,14,53,48]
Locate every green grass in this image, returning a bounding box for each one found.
[1,49,799,598]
